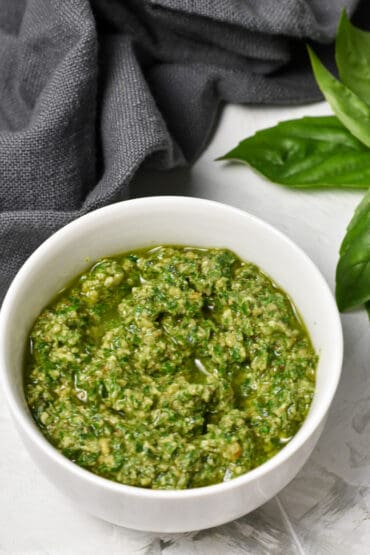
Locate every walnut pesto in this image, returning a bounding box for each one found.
[25,246,317,489]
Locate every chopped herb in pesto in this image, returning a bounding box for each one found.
[25,246,317,489]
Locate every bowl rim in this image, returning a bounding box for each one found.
[0,195,343,499]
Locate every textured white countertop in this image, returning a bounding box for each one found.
[1,102,369,554]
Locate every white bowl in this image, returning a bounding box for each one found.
[0,196,343,533]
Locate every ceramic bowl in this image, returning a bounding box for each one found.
[0,196,343,532]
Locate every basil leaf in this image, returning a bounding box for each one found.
[217,116,370,189]
[336,11,370,106]
[336,188,370,311]
[308,46,370,148]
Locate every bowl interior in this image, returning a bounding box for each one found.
[0,196,342,481]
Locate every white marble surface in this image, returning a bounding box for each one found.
[1,102,369,554]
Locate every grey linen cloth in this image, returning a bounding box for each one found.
[0,0,364,299]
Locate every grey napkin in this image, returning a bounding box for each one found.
[0,0,364,299]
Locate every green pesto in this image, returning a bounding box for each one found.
[25,246,317,489]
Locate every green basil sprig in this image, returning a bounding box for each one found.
[217,116,370,189]
[217,10,370,318]
[308,47,370,149]
[336,11,370,105]
[336,188,370,311]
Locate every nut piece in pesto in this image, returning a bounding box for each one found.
[25,246,317,489]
